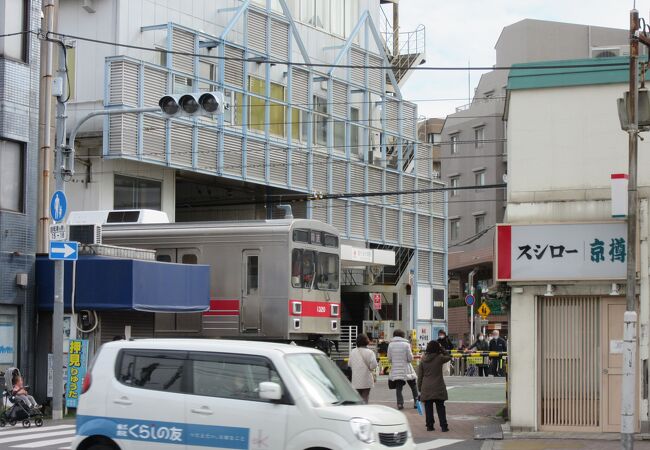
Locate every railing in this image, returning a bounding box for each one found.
[371,244,414,285]
[331,325,358,361]
[380,6,426,84]
[448,351,508,377]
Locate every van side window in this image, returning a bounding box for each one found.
[117,351,186,393]
[189,353,285,403]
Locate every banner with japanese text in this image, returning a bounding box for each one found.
[496,222,627,281]
[65,339,89,408]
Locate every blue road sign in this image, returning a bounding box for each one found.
[49,241,78,261]
[465,294,475,307]
[50,191,67,223]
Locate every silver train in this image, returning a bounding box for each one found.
[102,218,341,342]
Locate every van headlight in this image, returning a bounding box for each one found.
[349,418,374,444]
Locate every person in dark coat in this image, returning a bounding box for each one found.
[416,341,452,432]
[436,330,453,352]
[488,330,507,377]
[467,333,489,377]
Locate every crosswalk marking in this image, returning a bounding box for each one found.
[12,436,75,448]
[416,439,464,449]
[0,425,75,437]
[0,430,75,445]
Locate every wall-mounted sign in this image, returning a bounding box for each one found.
[496,223,627,281]
[371,293,382,310]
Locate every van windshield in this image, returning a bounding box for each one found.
[285,353,362,406]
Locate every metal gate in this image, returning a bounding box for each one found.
[539,296,600,431]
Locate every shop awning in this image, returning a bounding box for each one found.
[36,255,210,312]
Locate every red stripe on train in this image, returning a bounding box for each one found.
[204,299,240,316]
[289,300,340,318]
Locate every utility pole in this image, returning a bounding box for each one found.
[51,37,69,422]
[38,0,55,253]
[622,9,640,450]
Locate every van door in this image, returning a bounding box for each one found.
[185,352,287,450]
[241,250,261,332]
[108,350,187,449]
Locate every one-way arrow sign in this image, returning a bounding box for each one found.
[49,241,78,261]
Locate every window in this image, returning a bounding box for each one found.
[450,134,459,154]
[475,214,486,234]
[330,0,345,36]
[156,47,167,67]
[450,219,460,241]
[313,96,328,146]
[333,120,345,153]
[1,0,27,61]
[474,127,485,149]
[190,353,285,402]
[116,351,186,393]
[114,175,162,211]
[475,171,486,187]
[292,249,339,290]
[316,253,339,291]
[248,76,286,137]
[172,75,193,95]
[246,255,259,295]
[427,133,440,144]
[449,176,459,197]
[0,307,18,372]
[156,254,172,263]
[182,254,198,264]
[291,108,307,141]
[198,60,216,91]
[350,107,361,158]
[0,140,24,212]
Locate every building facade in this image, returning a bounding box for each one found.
[58,0,446,340]
[504,57,650,432]
[0,0,40,379]
[440,20,628,319]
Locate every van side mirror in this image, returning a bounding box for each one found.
[258,381,282,401]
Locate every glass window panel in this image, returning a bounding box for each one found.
[0,140,24,212]
[291,249,302,287]
[156,254,172,263]
[247,255,259,295]
[301,251,316,289]
[182,254,198,264]
[114,175,162,211]
[450,219,459,241]
[2,0,26,60]
[224,90,233,124]
[314,0,330,30]
[234,92,244,126]
[333,120,345,153]
[313,96,328,146]
[117,352,185,393]
[291,108,303,141]
[450,134,458,154]
[474,127,484,149]
[316,253,339,290]
[0,311,18,372]
[475,215,485,234]
[450,177,459,197]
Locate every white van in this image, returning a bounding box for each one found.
[72,339,415,450]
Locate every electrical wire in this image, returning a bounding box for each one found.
[42,30,630,72]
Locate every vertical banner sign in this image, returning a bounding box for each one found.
[0,320,15,365]
[66,339,88,408]
[372,293,382,310]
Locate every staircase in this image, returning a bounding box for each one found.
[370,243,414,285]
[381,5,426,88]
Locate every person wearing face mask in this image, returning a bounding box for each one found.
[488,330,507,377]
[436,330,453,376]
[467,333,489,377]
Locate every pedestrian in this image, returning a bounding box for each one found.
[467,333,489,377]
[488,330,507,377]
[348,333,378,404]
[417,340,452,432]
[437,329,453,376]
[387,329,419,410]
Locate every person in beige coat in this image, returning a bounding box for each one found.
[348,333,377,403]
[417,340,452,432]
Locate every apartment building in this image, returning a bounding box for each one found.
[0,0,40,379]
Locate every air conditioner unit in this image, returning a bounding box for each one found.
[591,45,630,58]
[68,224,102,245]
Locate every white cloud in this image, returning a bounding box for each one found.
[394,0,646,118]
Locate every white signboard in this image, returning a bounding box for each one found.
[0,320,15,365]
[496,223,627,281]
[49,223,67,241]
[416,285,432,320]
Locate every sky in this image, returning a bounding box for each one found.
[395,0,649,119]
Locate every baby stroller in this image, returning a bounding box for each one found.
[0,368,44,428]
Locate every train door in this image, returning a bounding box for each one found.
[241,250,261,332]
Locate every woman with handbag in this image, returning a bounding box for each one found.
[348,333,378,403]
[387,329,419,410]
[417,340,452,432]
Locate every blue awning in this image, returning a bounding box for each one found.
[37,255,210,313]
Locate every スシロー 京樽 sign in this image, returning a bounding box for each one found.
[496,222,627,281]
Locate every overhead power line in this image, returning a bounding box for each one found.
[38,30,629,72]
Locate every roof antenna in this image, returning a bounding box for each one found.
[276,204,293,219]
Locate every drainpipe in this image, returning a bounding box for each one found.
[640,199,649,427]
[392,2,399,57]
[468,267,479,342]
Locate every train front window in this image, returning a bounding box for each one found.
[316,253,339,291]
